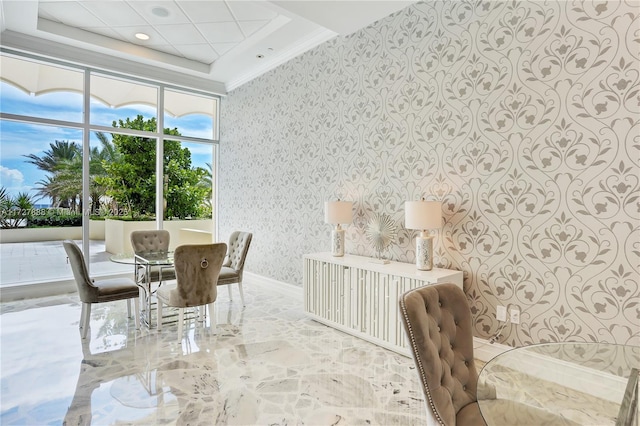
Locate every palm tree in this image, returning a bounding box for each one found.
[24,140,79,208]
[0,187,34,228]
[198,162,213,208]
[0,187,13,228]
[24,140,79,172]
[89,133,120,214]
[24,136,118,213]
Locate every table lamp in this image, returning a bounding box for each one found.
[405,199,442,270]
[325,200,353,257]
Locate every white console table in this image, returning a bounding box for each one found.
[303,252,464,356]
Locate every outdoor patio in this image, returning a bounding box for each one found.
[0,239,131,288]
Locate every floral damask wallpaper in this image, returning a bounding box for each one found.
[220,0,639,346]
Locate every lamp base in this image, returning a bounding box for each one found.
[331,228,345,257]
[415,234,433,271]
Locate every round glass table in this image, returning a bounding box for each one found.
[109,253,136,264]
[477,342,639,425]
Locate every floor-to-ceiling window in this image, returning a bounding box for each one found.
[0,51,219,291]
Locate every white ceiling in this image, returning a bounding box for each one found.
[0,0,416,94]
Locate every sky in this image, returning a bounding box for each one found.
[0,82,215,205]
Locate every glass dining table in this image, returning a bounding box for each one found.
[111,251,174,328]
[477,342,639,426]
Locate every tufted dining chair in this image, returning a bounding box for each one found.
[400,283,580,425]
[156,243,227,338]
[130,230,176,285]
[399,283,484,425]
[63,240,139,339]
[218,231,252,305]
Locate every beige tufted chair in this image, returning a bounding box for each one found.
[218,231,252,305]
[400,283,484,425]
[156,243,227,338]
[63,240,139,338]
[400,284,581,426]
[130,230,176,285]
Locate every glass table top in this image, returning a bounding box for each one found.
[109,253,136,264]
[134,251,174,266]
[477,342,639,425]
[110,251,175,266]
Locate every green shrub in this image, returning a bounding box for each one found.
[27,210,81,228]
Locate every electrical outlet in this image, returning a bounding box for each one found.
[496,305,507,322]
[510,308,520,324]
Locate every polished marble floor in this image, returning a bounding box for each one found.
[0,280,429,425]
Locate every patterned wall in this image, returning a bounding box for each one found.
[220,0,639,346]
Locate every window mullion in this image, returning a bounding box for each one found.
[82,69,91,271]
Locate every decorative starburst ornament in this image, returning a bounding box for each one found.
[365,213,397,262]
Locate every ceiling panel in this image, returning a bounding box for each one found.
[227,2,278,21]
[127,1,190,25]
[156,23,206,45]
[38,1,106,28]
[211,42,236,56]
[175,43,219,63]
[196,21,244,44]
[178,1,235,24]
[238,20,270,37]
[81,2,146,27]
[112,25,170,46]
[146,43,183,58]
[82,26,122,40]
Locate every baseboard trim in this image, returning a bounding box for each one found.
[473,337,511,362]
[244,271,303,299]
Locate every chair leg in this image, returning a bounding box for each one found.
[79,303,87,330]
[238,281,245,306]
[208,302,216,330]
[127,299,132,318]
[82,303,91,339]
[157,299,163,330]
[133,298,140,330]
[227,285,232,300]
[177,309,184,339]
[199,306,205,322]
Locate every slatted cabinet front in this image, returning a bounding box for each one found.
[303,253,463,355]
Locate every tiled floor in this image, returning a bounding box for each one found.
[0,280,430,425]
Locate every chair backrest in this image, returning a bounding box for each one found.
[130,230,170,253]
[62,240,97,303]
[399,283,478,426]
[172,243,227,307]
[223,231,252,271]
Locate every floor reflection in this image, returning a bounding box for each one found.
[1,282,426,425]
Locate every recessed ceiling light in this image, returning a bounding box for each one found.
[135,32,150,41]
[256,54,264,59]
[152,6,170,17]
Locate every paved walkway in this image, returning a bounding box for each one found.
[0,240,131,287]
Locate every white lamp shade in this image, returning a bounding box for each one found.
[405,200,442,230]
[325,201,353,224]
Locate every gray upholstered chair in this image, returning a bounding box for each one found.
[156,243,227,337]
[63,240,139,339]
[399,283,579,425]
[130,230,176,285]
[218,231,252,305]
[399,283,483,425]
